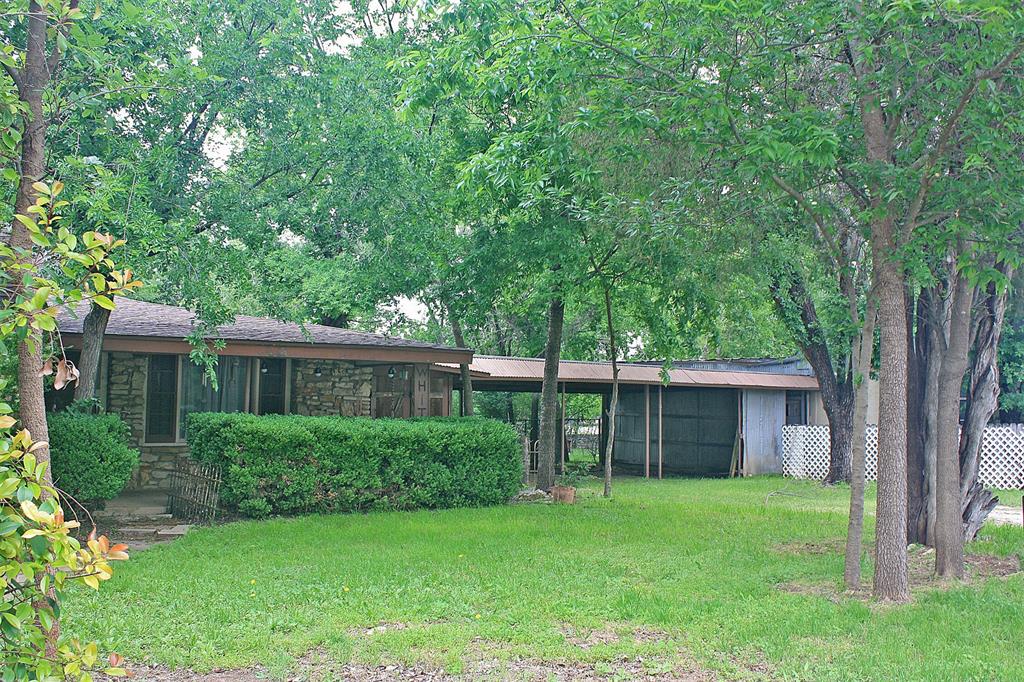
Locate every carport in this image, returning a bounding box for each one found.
[444,356,821,477]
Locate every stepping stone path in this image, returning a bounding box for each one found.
[988,504,1023,527]
[91,491,192,551]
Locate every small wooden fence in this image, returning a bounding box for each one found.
[782,424,1024,489]
[167,460,223,524]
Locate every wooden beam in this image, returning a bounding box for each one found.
[658,385,663,479]
[62,333,474,365]
[643,382,651,477]
[560,382,567,473]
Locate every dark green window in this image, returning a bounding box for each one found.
[258,359,286,414]
[145,355,178,442]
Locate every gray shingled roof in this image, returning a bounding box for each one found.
[57,298,464,353]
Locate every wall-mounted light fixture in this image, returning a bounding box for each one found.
[387,365,396,380]
[313,365,323,377]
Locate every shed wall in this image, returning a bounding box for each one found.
[741,389,786,474]
[614,386,738,475]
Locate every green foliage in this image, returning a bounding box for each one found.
[999,277,1024,422]
[186,413,523,518]
[48,412,139,507]
[0,428,129,680]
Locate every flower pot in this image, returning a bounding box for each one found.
[550,485,576,504]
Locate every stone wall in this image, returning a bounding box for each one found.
[103,354,381,490]
[105,352,148,444]
[105,352,189,490]
[291,359,373,417]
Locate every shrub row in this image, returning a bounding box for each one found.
[186,413,522,518]
[48,411,139,506]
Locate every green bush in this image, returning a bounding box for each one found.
[187,414,522,518]
[48,411,139,506]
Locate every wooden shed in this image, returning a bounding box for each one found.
[447,356,821,477]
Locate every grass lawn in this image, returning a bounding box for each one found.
[67,477,1024,680]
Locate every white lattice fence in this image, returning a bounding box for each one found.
[782,424,1024,489]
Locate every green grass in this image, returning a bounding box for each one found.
[993,488,1023,507]
[66,477,1024,680]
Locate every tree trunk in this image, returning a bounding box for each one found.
[450,316,473,416]
[919,286,947,547]
[871,230,911,602]
[844,301,876,591]
[73,303,111,403]
[769,269,853,484]
[905,289,928,545]
[823,387,854,485]
[959,263,1014,540]
[934,271,973,578]
[8,1,65,656]
[602,285,618,498]
[536,297,564,491]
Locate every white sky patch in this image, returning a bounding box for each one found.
[204,124,245,170]
[396,295,428,323]
[278,228,307,247]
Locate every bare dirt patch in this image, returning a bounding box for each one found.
[561,623,621,649]
[101,653,717,681]
[772,539,845,556]
[775,542,1020,602]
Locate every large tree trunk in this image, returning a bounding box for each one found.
[823,386,854,485]
[536,297,564,491]
[871,230,911,602]
[8,1,67,656]
[450,316,473,416]
[934,270,973,578]
[844,301,876,591]
[959,263,1014,540]
[602,285,618,498]
[73,302,111,403]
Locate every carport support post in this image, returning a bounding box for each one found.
[645,385,651,478]
[560,383,566,474]
[658,386,663,479]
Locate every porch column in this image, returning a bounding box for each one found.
[645,384,651,478]
[412,363,430,417]
[658,385,664,479]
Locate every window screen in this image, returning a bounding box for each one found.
[258,359,287,414]
[145,355,178,442]
[178,356,249,439]
[785,390,808,425]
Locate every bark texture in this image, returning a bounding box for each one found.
[73,303,111,402]
[934,271,972,578]
[602,286,618,498]
[906,289,929,545]
[844,302,876,591]
[9,2,54,476]
[450,316,473,416]
[871,242,911,601]
[536,297,564,491]
[959,263,1014,540]
[769,268,854,484]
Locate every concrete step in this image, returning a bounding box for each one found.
[96,506,169,518]
[155,524,191,539]
[114,526,162,540]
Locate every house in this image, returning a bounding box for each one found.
[445,355,826,476]
[56,299,471,490]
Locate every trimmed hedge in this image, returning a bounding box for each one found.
[186,413,523,518]
[48,412,139,506]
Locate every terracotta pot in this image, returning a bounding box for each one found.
[550,485,576,504]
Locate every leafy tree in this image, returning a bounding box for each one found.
[504,0,1024,600]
